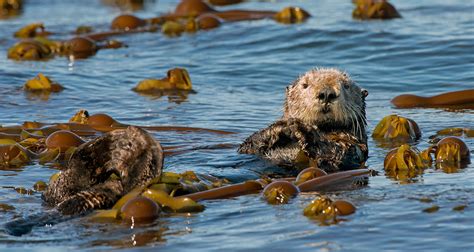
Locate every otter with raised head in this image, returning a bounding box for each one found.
[239,68,368,173]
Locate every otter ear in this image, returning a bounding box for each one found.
[286,80,297,94]
[361,89,369,98]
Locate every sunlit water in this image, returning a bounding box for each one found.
[0,0,473,251]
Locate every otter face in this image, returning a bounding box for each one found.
[102,126,163,190]
[72,127,160,185]
[284,68,367,138]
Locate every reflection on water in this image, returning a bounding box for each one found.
[87,223,169,248]
[0,0,473,251]
[136,89,196,104]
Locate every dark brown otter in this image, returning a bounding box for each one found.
[42,126,163,215]
[239,68,369,173]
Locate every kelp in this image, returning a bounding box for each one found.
[274,7,310,24]
[262,181,299,204]
[372,115,421,144]
[23,73,64,92]
[0,143,32,168]
[383,144,427,181]
[8,39,54,60]
[433,137,470,172]
[134,68,193,92]
[352,0,401,20]
[14,23,49,38]
[391,90,474,109]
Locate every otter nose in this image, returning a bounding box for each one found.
[317,90,338,103]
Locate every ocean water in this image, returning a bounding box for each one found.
[0,0,473,251]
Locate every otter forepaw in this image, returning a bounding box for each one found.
[57,195,92,215]
[286,120,321,151]
[314,158,340,173]
[56,186,120,215]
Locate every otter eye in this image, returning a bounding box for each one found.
[343,82,350,89]
[302,83,308,89]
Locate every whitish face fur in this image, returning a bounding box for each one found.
[283,68,367,139]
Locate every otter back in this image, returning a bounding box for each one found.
[43,126,164,215]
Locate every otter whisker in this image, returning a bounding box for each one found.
[347,104,363,140]
[347,105,359,139]
[350,105,364,140]
[355,107,367,139]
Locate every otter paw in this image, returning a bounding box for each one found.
[57,200,84,215]
[57,194,95,215]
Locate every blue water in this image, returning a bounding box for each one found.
[0,0,473,251]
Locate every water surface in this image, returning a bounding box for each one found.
[0,0,473,251]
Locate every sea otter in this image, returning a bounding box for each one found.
[239,68,369,172]
[5,126,163,236]
[42,126,163,215]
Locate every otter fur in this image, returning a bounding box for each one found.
[42,126,163,215]
[238,68,368,172]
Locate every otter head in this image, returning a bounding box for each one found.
[283,68,368,140]
[100,126,163,191]
[63,126,163,192]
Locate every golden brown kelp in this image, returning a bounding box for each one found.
[391,89,474,109]
[273,7,310,24]
[142,189,205,212]
[91,172,215,221]
[172,0,309,23]
[352,0,401,20]
[0,132,21,142]
[180,180,263,201]
[197,14,221,29]
[303,196,356,225]
[7,39,54,60]
[0,143,32,169]
[1,110,235,137]
[23,73,64,92]
[102,0,145,11]
[433,137,470,172]
[146,170,229,196]
[14,23,51,38]
[8,35,125,61]
[134,68,193,92]
[85,0,308,41]
[80,110,235,135]
[383,144,427,181]
[372,115,421,145]
[432,128,474,138]
[111,14,148,30]
[38,130,85,164]
[261,181,299,204]
[120,196,161,223]
[294,167,327,185]
[207,0,244,6]
[297,169,371,192]
[0,0,22,18]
